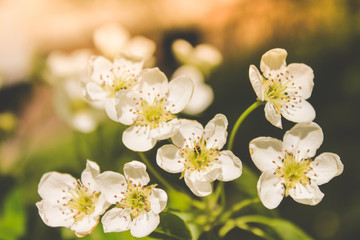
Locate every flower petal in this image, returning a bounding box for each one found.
[167,74,194,114]
[171,119,204,148]
[264,102,282,128]
[249,65,264,100]
[101,207,131,233]
[38,172,76,200]
[281,100,316,124]
[138,68,168,99]
[148,188,168,214]
[287,63,314,99]
[204,114,228,149]
[283,122,323,159]
[156,144,185,173]
[81,160,101,192]
[85,82,108,101]
[260,48,287,75]
[90,56,113,84]
[96,171,127,204]
[257,171,284,209]
[130,211,160,238]
[217,150,242,181]
[71,215,99,237]
[289,184,324,206]
[104,98,120,122]
[310,153,343,185]
[184,173,213,197]
[115,90,138,125]
[184,81,214,115]
[37,199,74,227]
[113,52,144,76]
[124,161,150,186]
[150,119,181,140]
[249,137,284,172]
[122,125,156,152]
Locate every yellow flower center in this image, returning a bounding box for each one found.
[65,180,100,222]
[133,99,175,129]
[276,153,312,197]
[180,138,219,178]
[100,67,139,97]
[117,181,156,219]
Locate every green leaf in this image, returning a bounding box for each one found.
[149,212,192,240]
[235,215,313,240]
[0,187,26,240]
[232,165,258,197]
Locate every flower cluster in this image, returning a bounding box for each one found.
[36,160,167,238]
[36,45,343,238]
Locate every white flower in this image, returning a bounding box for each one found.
[93,22,156,66]
[97,161,167,238]
[172,39,222,75]
[83,53,144,122]
[156,114,242,197]
[249,122,344,209]
[116,67,194,152]
[36,160,111,237]
[172,65,214,115]
[45,50,105,133]
[249,48,315,128]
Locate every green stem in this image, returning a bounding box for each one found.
[219,198,260,224]
[137,152,175,191]
[227,101,264,151]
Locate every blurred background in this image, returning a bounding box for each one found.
[0,0,359,239]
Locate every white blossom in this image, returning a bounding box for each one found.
[36,160,111,237]
[156,114,242,197]
[83,53,144,122]
[249,48,315,128]
[116,67,193,152]
[97,161,167,238]
[249,122,343,209]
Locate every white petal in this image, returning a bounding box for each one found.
[310,153,343,185]
[38,172,76,200]
[125,36,156,61]
[150,119,181,140]
[289,184,324,206]
[249,65,264,100]
[283,122,323,159]
[281,100,316,124]
[71,215,99,237]
[130,211,160,238]
[104,98,120,122]
[217,150,242,181]
[124,161,150,186]
[204,114,228,149]
[260,48,287,75]
[167,75,194,114]
[257,171,284,209]
[81,160,101,192]
[172,65,204,83]
[156,144,185,173]
[138,68,168,98]
[93,193,111,216]
[184,174,213,197]
[90,56,113,83]
[249,137,284,172]
[115,91,138,125]
[264,102,282,128]
[148,188,168,214]
[183,81,214,115]
[287,63,314,99]
[113,52,144,75]
[171,119,204,148]
[85,82,108,101]
[101,207,131,233]
[38,199,73,227]
[122,125,156,152]
[96,171,127,204]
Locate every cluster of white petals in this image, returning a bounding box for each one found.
[249,122,343,209]
[36,161,110,237]
[82,53,144,122]
[97,161,167,238]
[116,67,194,152]
[156,114,242,197]
[249,48,315,128]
